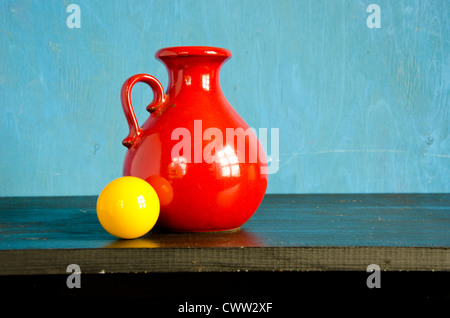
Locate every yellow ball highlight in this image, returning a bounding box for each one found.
[96,176,160,239]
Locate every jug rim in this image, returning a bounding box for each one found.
[156,46,232,58]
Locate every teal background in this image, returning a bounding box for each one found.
[1,0,449,196]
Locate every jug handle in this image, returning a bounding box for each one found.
[121,74,166,148]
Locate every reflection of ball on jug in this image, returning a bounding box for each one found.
[147,175,174,207]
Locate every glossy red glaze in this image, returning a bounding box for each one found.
[121,46,268,232]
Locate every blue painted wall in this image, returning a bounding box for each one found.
[0,0,449,196]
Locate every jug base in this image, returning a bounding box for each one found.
[153,226,242,234]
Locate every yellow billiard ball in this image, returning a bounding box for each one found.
[96,176,160,239]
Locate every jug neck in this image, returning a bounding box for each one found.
[156,47,232,96]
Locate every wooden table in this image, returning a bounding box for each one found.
[1,194,449,308]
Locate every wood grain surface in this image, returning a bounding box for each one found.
[0,194,449,275]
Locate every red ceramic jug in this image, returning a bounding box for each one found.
[121,46,268,232]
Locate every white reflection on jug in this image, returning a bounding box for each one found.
[216,145,240,177]
[168,156,187,179]
[185,75,192,86]
[202,74,210,91]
